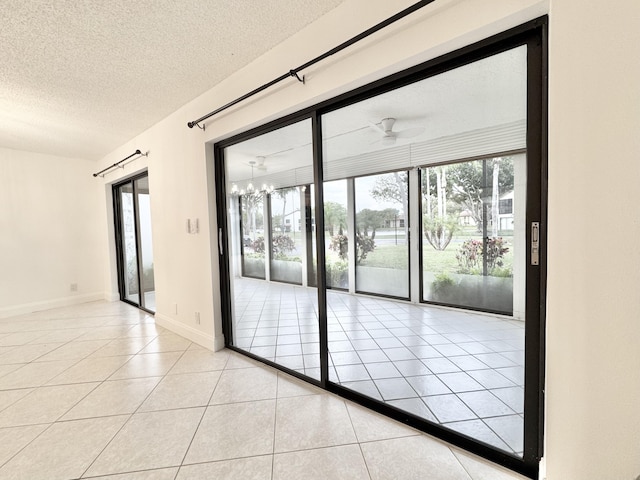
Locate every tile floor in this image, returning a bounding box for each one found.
[233,278,525,455]
[0,300,528,480]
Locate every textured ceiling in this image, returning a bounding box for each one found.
[0,0,344,159]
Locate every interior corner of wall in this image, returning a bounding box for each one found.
[155,312,218,351]
[213,335,226,352]
[105,291,120,302]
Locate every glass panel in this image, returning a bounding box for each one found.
[323,179,348,289]
[422,156,524,315]
[119,183,139,305]
[224,119,320,380]
[270,187,303,284]
[320,45,527,456]
[240,193,266,279]
[307,184,317,287]
[355,172,409,298]
[135,176,155,312]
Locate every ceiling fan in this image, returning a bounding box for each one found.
[369,117,425,145]
[247,156,268,171]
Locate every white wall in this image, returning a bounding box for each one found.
[545,0,640,479]
[0,147,104,317]
[93,0,640,478]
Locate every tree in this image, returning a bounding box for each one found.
[354,208,398,264]
[422,166,458,250]
[323,201,347,236]
[423,215,458,250]
[447,157,514,231]
[273,187,298,234]
[491,158,500,237]
[329,226,348,261]
[241,192,264,239]
[356,208,385,239]
[380,208,400,228]
[371,172,409,244]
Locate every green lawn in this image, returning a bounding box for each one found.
[358,244,461,273]
[296,227,515,275]
[361,231,514,275]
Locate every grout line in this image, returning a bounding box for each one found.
[0,421,55,470]
[1,296,526,476]
[271,384,278,480]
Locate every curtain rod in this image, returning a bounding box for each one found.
[93,149,147,178]
[187,0,434,130]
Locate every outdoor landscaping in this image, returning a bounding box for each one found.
[236,156,517,314]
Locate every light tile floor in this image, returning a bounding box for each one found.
[233,278,525,455]
[0,300,528,480]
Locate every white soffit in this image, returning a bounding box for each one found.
[0,0,344,159]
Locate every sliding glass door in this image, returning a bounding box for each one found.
[113,172,155,313]
[215,22,545,477]
[222,119,320,379]
[319,42,532,457]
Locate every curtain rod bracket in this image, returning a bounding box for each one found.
[289,70,305,84]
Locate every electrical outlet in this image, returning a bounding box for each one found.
[70,283,78,292]
[195,312,200,325]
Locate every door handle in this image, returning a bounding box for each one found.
[218,228,224,256]
[531,222,539,266]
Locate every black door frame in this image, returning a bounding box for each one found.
[112,171,155,314]
[214,17,547,478]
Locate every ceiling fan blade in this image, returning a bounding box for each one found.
[370,135,396,146]
[368,121,386,134]
[395,126,426,139]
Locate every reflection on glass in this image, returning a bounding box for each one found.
[270,187,302,284]
[307,185,317,287]
[324,179,348,289]
[318,45,527,456]
[119,184,139,305]
[422,156,523,315]
[241,193,266,279]
[224,119,320,381]
[355,172,409,298]
[135,176,155,311]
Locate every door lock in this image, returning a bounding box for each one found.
[531,222,540,266]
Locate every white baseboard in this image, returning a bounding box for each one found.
[0,292,105,319]
[155,313,223,351]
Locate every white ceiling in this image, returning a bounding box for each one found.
[0,0,344,160]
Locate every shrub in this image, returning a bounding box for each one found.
[326,259,348,287]
[431,272,455,294]
[329,232,348,261]
[456,239,482,273]
[485,237,509,271]
[250,235,295,259]
[456,237,510,275]
[272,235,295,259]
[329,229,376,265]
[355,231,375,264]
[250,236,265,253]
